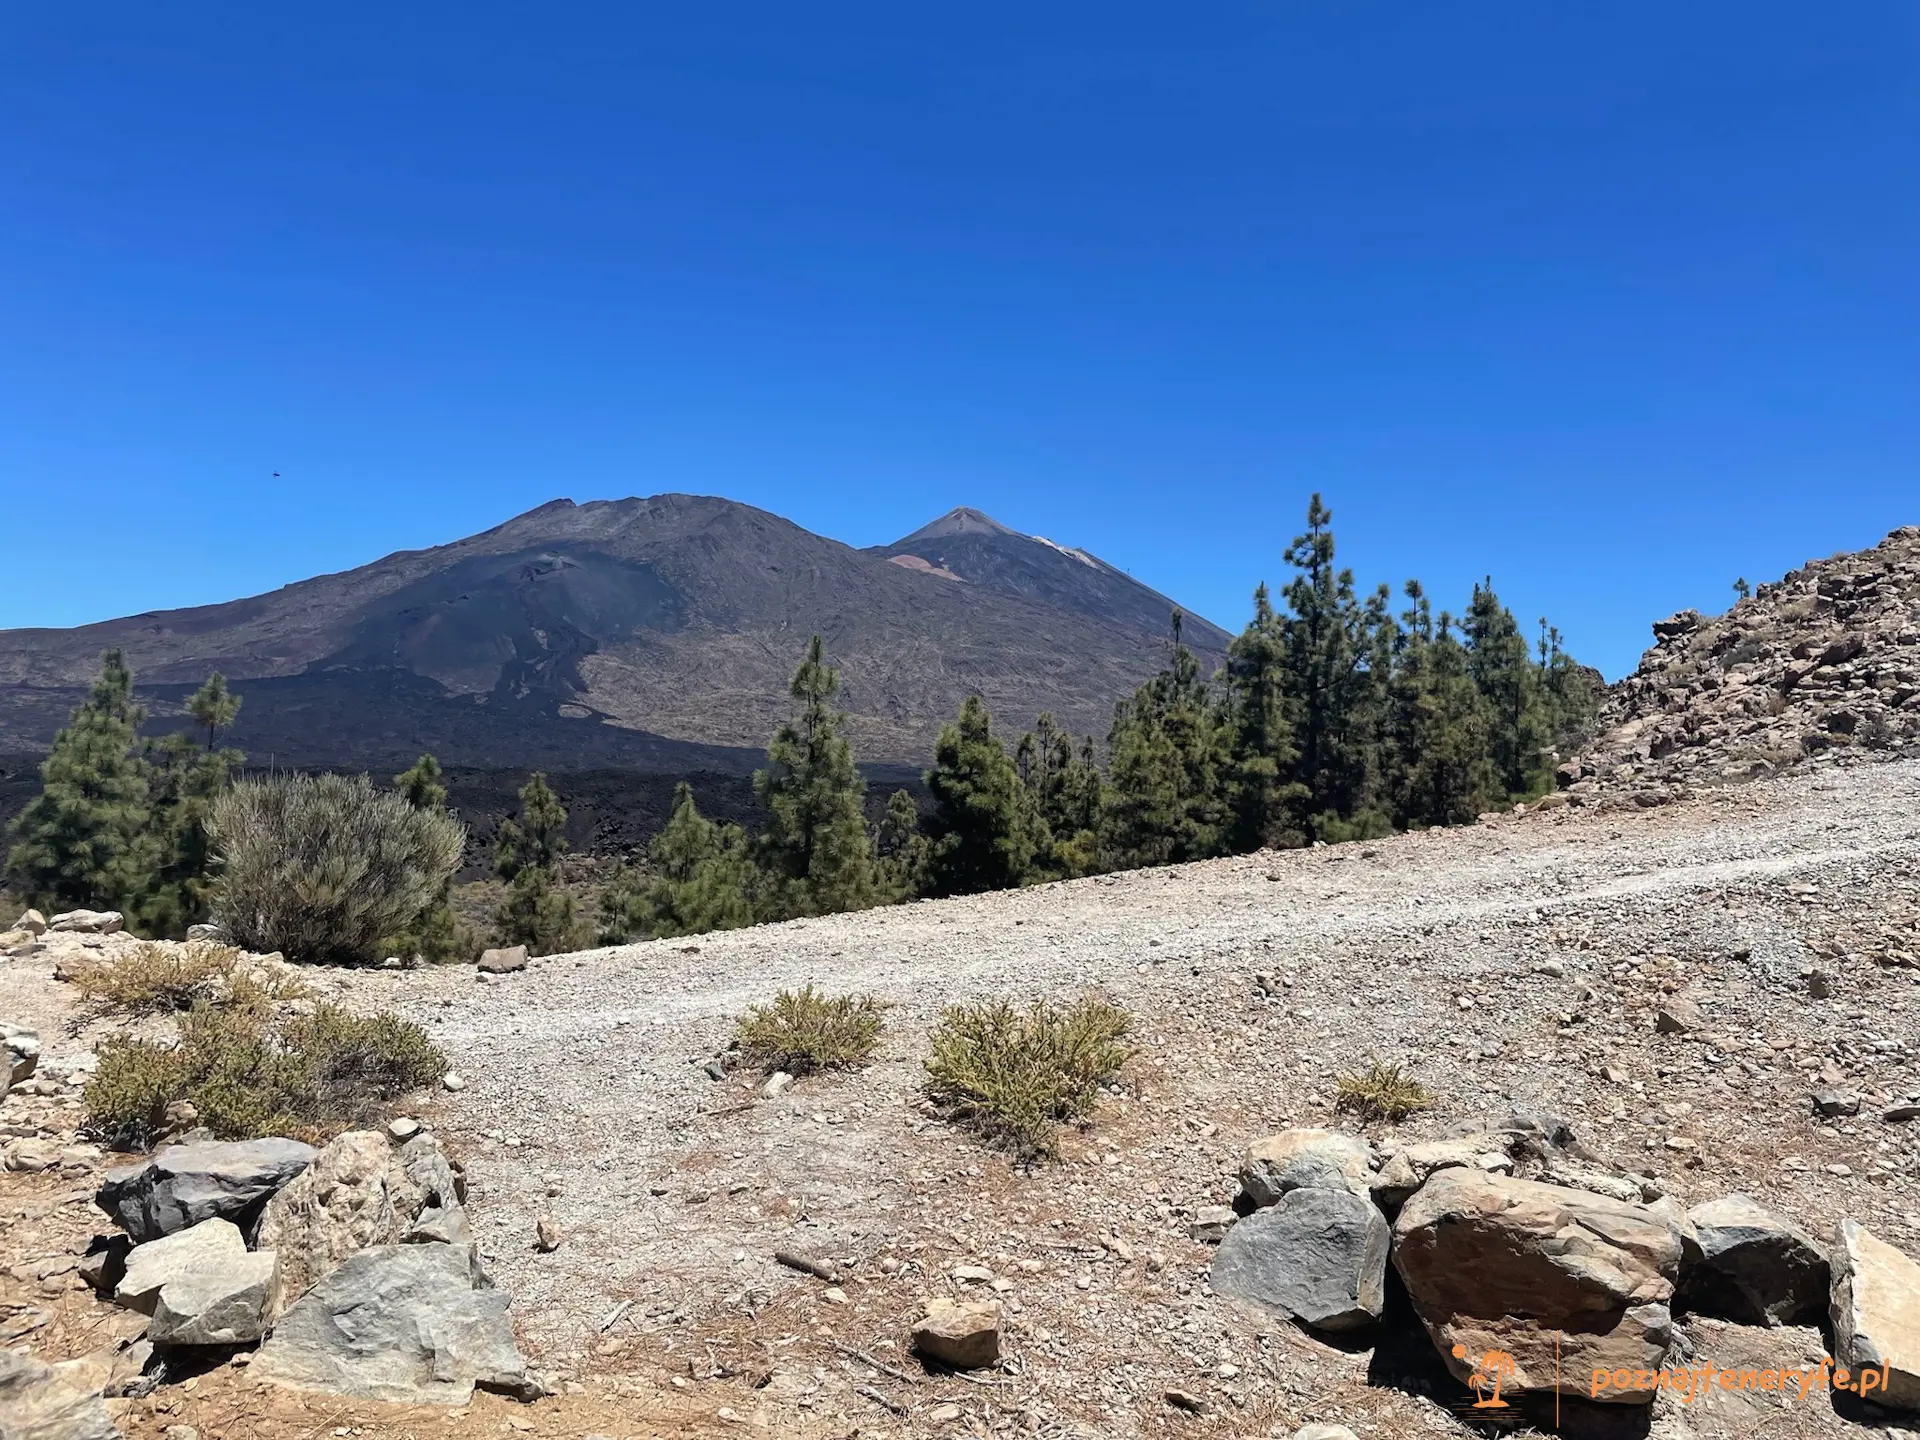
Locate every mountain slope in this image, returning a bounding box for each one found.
[872,507,1234,653]
[0,494,1227,769]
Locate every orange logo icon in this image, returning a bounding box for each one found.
[1452,1343,1517,1408]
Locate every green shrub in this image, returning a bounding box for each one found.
[735,985,886,1075]
[69,940,308,1016]
[924,995,1132,1160]
[84,999,447,1145]
[1334,1060,1432,1122]
[210,773,465,964]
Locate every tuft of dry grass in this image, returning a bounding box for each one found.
[924,994,1132,1160]
[84,999,445,1146]
[68,941,309,1017]
[734,984,886,1076]
[1335,1059,1433,1122]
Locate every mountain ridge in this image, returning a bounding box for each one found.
[0,493,1229,770]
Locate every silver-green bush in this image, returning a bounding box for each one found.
[211,773,465,964]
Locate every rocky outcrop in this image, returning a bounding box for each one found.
[96,1138,316,1243]
[1392,1168,1682,1404]
[252,1243,534,1405]
[1680,1192,1827,1326]
[1571,525,1920,797]
[1830,1219,1920,1412]
[255,1130,468,1305]
[1210,1187,1389,1332]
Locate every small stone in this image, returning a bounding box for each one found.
[535,1215,562,1252]
[951,1264,995,1284]
[1655,997,1701,1034]
[928,1403,962,1423]
[910,1298,1001,1369]
[1189,1205,1238,1244]
[165,1425,201,1440]
[476,945,527,974]
[387,1117,421,1142]
[1812,1089,1862,1118]
[1805,970,1833,999]
[441,1073,468,1093]
[762,1071,794,1098]
[822,1287,848,1305]
[1293,1428,1360,1440]
[1163,1389,1208,1414]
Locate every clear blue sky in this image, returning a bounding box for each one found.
[3,3,1915,678]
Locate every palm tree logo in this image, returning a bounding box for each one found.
[1452,1343,1517,1408]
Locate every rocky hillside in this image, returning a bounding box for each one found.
[0,495,1225,770]
[1564,525,1920,802]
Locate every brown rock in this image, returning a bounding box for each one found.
[910,1298,1002,1370]
[1830,1219,1920,1412]
[1239,1128,1373,1205]
[1392,1169,1681,1405]
[476,945,527,974]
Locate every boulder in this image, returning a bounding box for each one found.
[910,1297,1002,1369]
[1239,1129,1374,1206]
[1830,1220,1920,1411]
[1812,1088,1861,1118]
[15,908,48,936]
[115,1216,280,1347]
[476,945,527,974]
[184,924,229,943]
[252,1243,533,1405]
[256,1131,469,1305]
[1370,1137,1510,1210]
[1392,1169,1682,1405]
[116,1217,248,1313]
[0,1349,119,1440]
[47,910,122,935]
[97,1137,317,1243]
[1681,1193,1827,1325]
[1210,1186,1388,1332]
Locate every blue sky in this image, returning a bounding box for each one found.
[3,3,1915,678]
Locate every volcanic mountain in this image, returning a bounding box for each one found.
[0,495,1228,772]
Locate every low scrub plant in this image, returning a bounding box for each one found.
[924,994,1132,1160]
[84,999,447,1145]
[1334,1060,1432,1122]
[210,773,466,964]
[68,940,308,1016]
[734,984,886,1075]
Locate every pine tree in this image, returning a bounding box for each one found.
[5,650,153,912]
[924,695,1040,896]
[1277,495,1379,839]
[1387,586,1498,827]
[1222,583,1305,850]
[1101,629,1227,869]
[876,788,930,900]
[387,753,464,962]
[1461,579,1549,799]
[133,674,245,935]
[1732,577,1751,602]
[753,636,876,918]
[613,782,757,938]
[1021,713,1101,877]
[494,772,578,953]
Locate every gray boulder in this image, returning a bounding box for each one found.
[0,1348,119,1440]
[115,1216,281,1347]
[1239,1128,1374,1206]
[48,909,122,934]
[1680,1193,1827,1325]
[1209,1186,1389,1332]
[252,1243,534,1405]
[96,1137,316,1242]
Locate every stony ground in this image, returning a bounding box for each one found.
[5,754,1920,1438]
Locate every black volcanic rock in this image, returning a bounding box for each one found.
[0,494,1229,770]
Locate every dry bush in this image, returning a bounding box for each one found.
[211,773,466,965]
[84,1000,446,1146]
[69,941,308,1016]
[1335,1060,1433,1122]
[735,984,886,1075]
[924,994,1132,1160]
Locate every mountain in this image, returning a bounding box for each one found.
[873,507,1234,652]
[0,494,1230,771]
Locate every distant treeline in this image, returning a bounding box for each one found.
[4,496,1595,957]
